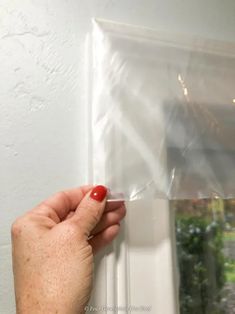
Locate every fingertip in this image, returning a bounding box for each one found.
[73,186,108,236]
[105,223,121,238]
[90,185,108,202]
[105,200,126,212]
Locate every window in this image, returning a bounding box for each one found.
[173,199,235,314]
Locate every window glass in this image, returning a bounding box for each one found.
[173,199,235,314]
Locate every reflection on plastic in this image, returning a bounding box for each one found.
[90,19,235,201]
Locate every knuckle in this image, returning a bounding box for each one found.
[11,218,24,237]
[11,213,34,237]
[80,243,93,259]
[80,202,101,225]
[87,207,101,227]
[56,191,71,208]
[90,209,100,225]
[36,204,60,222]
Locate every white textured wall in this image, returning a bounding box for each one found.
[1,1,235,313]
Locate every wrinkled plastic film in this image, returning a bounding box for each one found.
[90,19,235,201]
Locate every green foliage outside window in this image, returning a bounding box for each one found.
[176,216,226,314]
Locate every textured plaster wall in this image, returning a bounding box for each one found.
[0,1,235,313]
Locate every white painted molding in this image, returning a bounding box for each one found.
[88,199,179,314]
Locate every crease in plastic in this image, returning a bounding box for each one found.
[89,19,235,201]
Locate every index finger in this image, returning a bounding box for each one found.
[105,200,125,212]
[35,185,93,221]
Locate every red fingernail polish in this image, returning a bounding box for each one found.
[90,185,107,202]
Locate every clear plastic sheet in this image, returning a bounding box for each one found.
[90,19,235,201]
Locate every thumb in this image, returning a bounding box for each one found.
[71,185,108,237]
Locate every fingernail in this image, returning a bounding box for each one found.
[90,185,107,202]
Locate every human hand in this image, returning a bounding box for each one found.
[11,185,126,314]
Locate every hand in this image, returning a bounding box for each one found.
[11,185,126,314]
